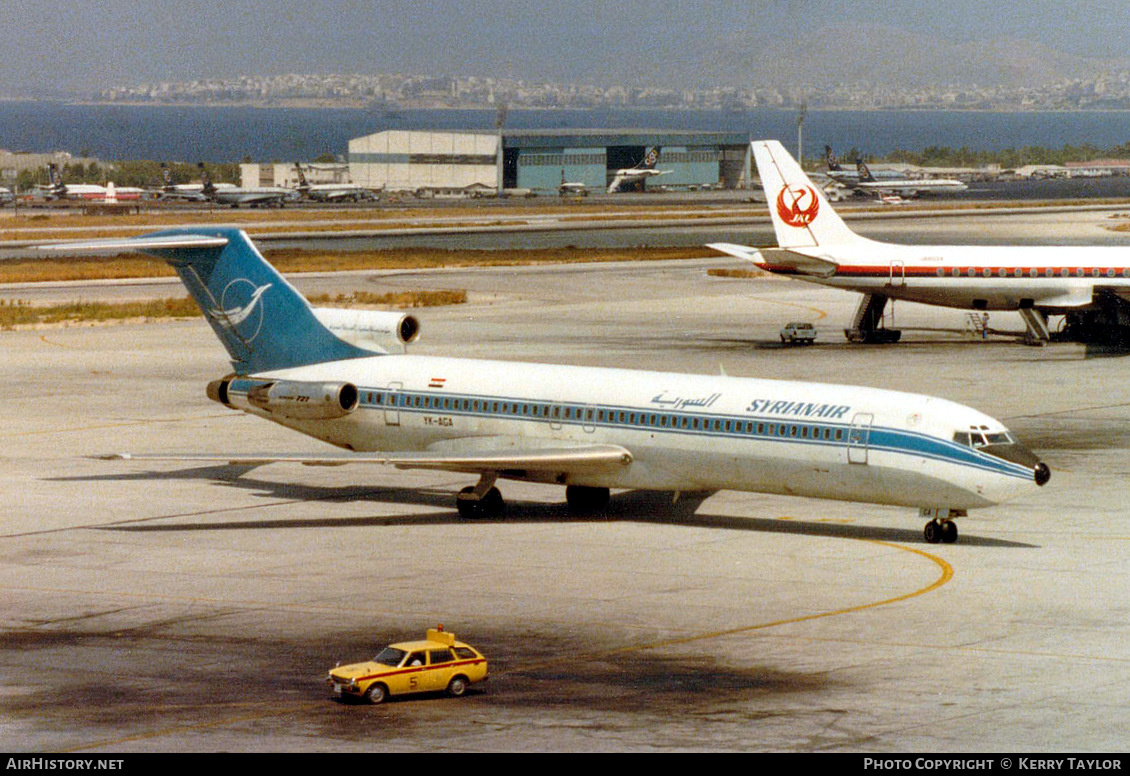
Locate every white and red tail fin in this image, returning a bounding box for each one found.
[752,140,864,249]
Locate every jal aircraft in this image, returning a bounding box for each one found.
[40,228,1048,543]
[607,147,672,193]
[710,140,1130,344]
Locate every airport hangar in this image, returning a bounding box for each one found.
[346,129,752,194]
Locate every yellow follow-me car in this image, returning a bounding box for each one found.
[328,626,488,704]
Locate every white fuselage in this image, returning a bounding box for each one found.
[211,187,297,206]
[226,353,1038,511]
[301,184,373,201]
[854,178,968,196]
[159,183,237,201]
[771,236,1130,311]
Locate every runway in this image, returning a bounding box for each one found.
[3,213,1130,751]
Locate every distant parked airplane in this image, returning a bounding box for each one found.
[154,163,235,201]
[198,163,298,208]
[292,163,377,202]
[825,146,966,197]
[853,159,967,198]
[36,164,144,201]
[607,147,672,193]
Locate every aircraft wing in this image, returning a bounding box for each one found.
[100,440,634,475]
[706,243,838,278]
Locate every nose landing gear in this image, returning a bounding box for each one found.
[921,508,966,544]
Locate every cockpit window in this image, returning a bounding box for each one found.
[954,427,1014,448]
[984,432,1014,445]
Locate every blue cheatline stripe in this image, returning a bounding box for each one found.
[228,379,1033,481]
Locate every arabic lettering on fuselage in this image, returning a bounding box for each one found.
[745,399,852,419]
[650,392,721,410]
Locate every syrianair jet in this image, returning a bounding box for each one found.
[40,229,1049,543]
[711,140,1130,344]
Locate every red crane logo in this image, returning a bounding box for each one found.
[776,185,820,227]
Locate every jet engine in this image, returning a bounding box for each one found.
[311,308,420,354]
[208,378,359,420]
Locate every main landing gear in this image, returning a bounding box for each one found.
[456,473,504,519]
[454,475,611,519]
[456,485,504,518]
[920,508,965,544]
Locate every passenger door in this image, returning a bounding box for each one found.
[888,260,906,287]
[384,381,402,426]
[847,413,874,465]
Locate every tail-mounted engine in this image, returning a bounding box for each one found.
[311,308,420,354]
[208,378,359,420]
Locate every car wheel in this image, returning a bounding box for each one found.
[447,676,469,697]
[366,683,388,704]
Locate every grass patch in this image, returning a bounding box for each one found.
[266,246,708,273]
[0,296,200,329]
[0,246,709,285]
[706,267,762,278]
[0,287,467,329]
[307,289,468,307]
[0,254,178,283]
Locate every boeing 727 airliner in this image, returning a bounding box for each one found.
[40,229,1048,542]
[711,140,1130,344]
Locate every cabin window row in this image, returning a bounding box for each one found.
[936,267,1130,279]
[360,391,850,441]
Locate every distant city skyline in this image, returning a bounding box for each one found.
[5,1,1130,99]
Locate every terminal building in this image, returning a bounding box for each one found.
[347,129,752,194]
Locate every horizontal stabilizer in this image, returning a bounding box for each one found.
[40,227,375,373]
[99,442,634,475]
[706,242,763,262]
[36,235,230,253]
[707,243,838,278]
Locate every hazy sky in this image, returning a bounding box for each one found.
[3,1,1129,96]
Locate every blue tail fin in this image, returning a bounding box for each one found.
[138,227,375,374]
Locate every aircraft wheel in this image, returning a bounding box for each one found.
[924,520,942,544]
[481,486,504,516]
[566,485,610,513]
[456,486,504,519]
[941,520,958,544]
[456,487,479,518]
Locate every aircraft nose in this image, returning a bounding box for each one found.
[979,440,1049,488]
